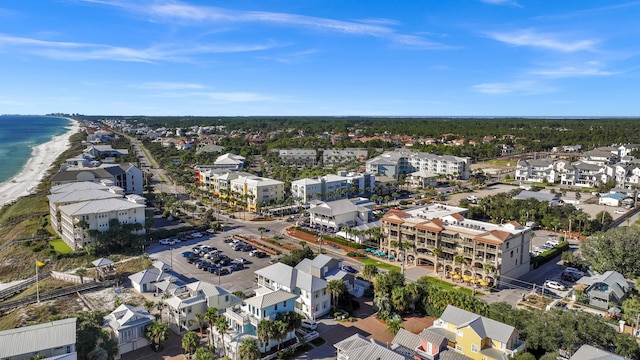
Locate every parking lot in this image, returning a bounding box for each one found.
[145,228,275,295]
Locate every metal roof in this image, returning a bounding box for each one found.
[244,289,297,310]
[0,318,77,358]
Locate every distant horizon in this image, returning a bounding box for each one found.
[2,1,639,116]
[10,114,639,120]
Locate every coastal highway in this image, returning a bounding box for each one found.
[118,132,184,198]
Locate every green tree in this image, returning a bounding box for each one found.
[238,338,261,360]
[327,279,348,308]
[581,227,640,278]
[193,347,214,360]
[386,317,403,335]
[145,321,170,351]
[182,331,200,358]
[75,267,87,284]
[391,287,409,313]
[362,264,379,281]
[215,316,229,356]
[257,320,275,353]
[203,307,218,347]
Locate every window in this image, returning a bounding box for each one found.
[472,344,479,353]
[510,250,513,258]
[456,330,463,337]
[283,301,287,307]
[456,345,463,351]
[274,303,278,310]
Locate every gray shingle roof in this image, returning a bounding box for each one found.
[570,345,627,360]
[439,305,516,344]
[440,350,474,360]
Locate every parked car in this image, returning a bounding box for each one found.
[159,238,175,245]
[224,237,234,243]
[256,251,267,258]
[213,268,230,276]
[301,320,317,330]
[191,232,203,238]
[196,261,212,269]
[544,280,567,291]
[235,257,248,264]
[342,265,358,273]
[615,209,626,214]
[546,239,561,247]
[249,250,261,257]
[181,251,195,258]
[239,245,254,252]
[219,258,232,266]
[229,263,244,271]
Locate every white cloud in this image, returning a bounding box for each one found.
[87,0,447,49]
[472,80,554,95]
[198,92,278,102]
[486,29,598,52]
[132,82,205,90]
[530,62,617,78]
[480,0,521,7]
[0,33,280,62]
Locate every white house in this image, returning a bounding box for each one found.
[103,304,154,358]
[164,281,241,333]
[599,193,627,207]
[307,198,373,231]
[0,318,77,360]
[128,261,172,293]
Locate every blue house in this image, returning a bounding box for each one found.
[224,289,298,356]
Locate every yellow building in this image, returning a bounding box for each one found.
[433,305,525,360]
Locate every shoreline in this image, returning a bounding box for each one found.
[0,117,82,208]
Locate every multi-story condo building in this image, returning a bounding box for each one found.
[278,149,317,167]
[366,150,470,180]
[380,204,531,284]
[560,162,606,187]
[229,175,284,211]
[322,148,368,166]
[195,168,253,195]
[213,153,246,170]
[392,305,525,360]
[514,159,558,183]
[223,289,299,356]
[290,172,374,204]
[57,196,146,250]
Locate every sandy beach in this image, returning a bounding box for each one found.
[0,118,82,208]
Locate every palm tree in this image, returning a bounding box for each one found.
[386,317,403,335]
[257,227,266,239]
[327,280,348,308]
[145,321,170,351]
[215,316,228,356]
[194,313,204,338]
[182,331,199,358]
[238,338,261,360]
[274,320,288,350]
[75,267,87,284]
[257,320,274,353]
[374,292,392,313]
[433,247,443,274]
[362,264,378,282]
[193,347,214,360]
[203,307,218,346]
[391,287,408,313]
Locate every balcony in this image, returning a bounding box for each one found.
[226,307,250,326]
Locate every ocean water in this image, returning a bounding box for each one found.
[0,115,71,183]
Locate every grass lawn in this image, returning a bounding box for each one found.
[49,239,73,254]
[417,276,483,296]
[360,257,401,272]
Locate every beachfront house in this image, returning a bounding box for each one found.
[103,304,154,358]
[0,318,77,360]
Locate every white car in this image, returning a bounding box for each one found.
[614,209,626,214]
[546,239,560,247]
[301,320,317,330]
[249,250,260,257]
[191,232,203,238]
[544,280,567,291]
[159,238,176,245]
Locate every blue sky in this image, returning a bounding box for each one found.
[1,1,639,116]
